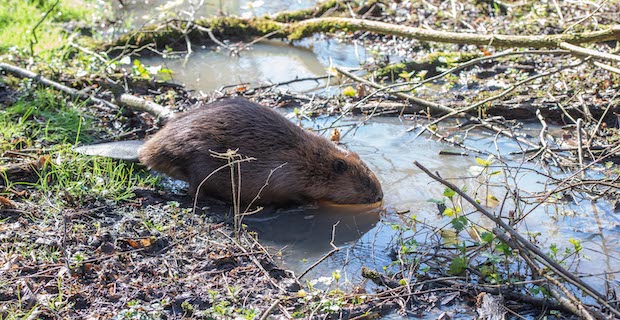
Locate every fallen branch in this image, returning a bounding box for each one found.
[0,62,117,110]
[335,67,452,114]
[112,15,620,52]
[292,18,620,47]
[0,62,174,120]
[413,161,620,317]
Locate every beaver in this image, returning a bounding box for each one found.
[137,98,383,207]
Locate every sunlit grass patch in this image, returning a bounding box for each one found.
[0,0,100,54]
[31,151,159,205]
[0,87,157,205]
[0,88,93,151]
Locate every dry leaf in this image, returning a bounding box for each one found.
[330,128,341,143]
[126,237,155,249]
[0,196,15,209]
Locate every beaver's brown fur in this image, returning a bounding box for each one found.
[138,98,383,206]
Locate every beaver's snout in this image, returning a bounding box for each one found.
[372,193,383,204]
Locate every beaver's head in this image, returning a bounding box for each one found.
[304,148,383,207]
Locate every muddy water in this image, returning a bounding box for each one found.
[120,0,620,302]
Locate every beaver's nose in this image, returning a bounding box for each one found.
[373,194,383,203]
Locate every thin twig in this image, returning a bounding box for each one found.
[297,221,341,280]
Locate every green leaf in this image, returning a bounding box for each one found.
[443,207,456,217]
[569,238,582,253]
[342,86,357,97]
[448,257,467,275]
[475,157,491,167]
[497,242,512,256]
[132,59,151,79]
[443,187,456,198]
[451,216,468,232]
[481,232,494,243]
[398,71,412,80]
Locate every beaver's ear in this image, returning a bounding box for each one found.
[332,159,348,174]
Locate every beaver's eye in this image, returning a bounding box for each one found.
[332,159,348,174]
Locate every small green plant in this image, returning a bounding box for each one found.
[341,86,357,97]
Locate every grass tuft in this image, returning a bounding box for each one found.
[0,87,93,151]
[32,151,159,205]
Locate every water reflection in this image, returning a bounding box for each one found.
[138,38,367,93]
[244,206,381,254]
[140,41,328,92]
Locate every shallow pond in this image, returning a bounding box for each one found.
[119,0,620,311]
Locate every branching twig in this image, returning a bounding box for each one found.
[297,221,341,280]
[413,161,620,317]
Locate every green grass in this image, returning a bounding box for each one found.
[0,0,99,54]
[34,151,159,205]
[0,88,93,151]
[0,87,158,205]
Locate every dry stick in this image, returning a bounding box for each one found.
[544,275,603,320]
[115,93,174,120]
[217,229,287,293]
[0,62,117,110]
[577,119,586,179]
[536,110,548,150]
[592,60,620,75]
[250,75,330,91]
[0,62,175,120]
[510,145,614,155]
[563,0,609,34]
[297,221,341,280]
[494,232,598,320]
[559,42,620,64]
[192,157,256,215]
[258,299,282,320]
[413,161,620,317]
[335,67,453,114]
[292,18,620,48]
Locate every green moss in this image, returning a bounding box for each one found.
[288,20,353,40]
[273,0,341,22]
[0,0,101,54]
